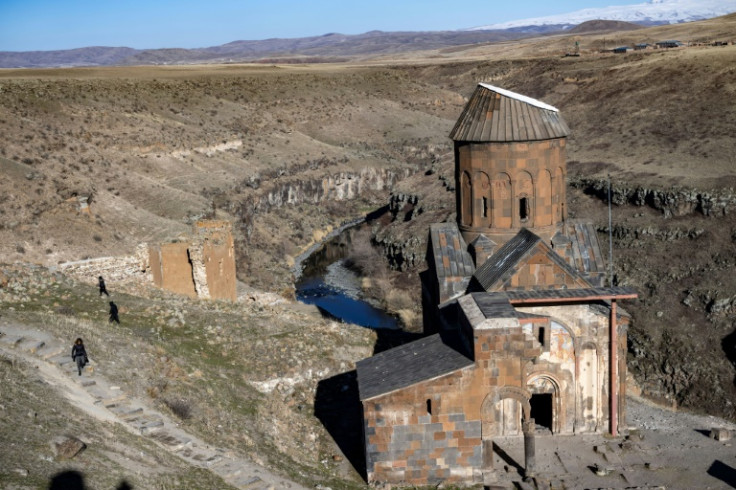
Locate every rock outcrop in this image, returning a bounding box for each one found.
[572,177,736,218]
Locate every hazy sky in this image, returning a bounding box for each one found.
[1,0,648,52]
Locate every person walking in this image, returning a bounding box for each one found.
[109,301,120,324]
[71,338,88,376]
[98,276,109,297]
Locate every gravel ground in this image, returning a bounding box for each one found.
[489,396,736,489]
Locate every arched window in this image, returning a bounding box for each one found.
[461,171,472,226]
[519,197,530,222]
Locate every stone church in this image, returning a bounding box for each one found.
[356,84,637,486]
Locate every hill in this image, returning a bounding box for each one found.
[1,13,736,488]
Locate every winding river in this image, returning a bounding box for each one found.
[294,227,399,330]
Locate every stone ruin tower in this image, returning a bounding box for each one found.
[149,220,236,301]
[450,83,570,249]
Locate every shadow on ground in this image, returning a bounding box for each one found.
[721,328,736,388]
[314,370,366,482]
[49,471,134,490]
[707,460,736,488]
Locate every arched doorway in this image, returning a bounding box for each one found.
[480,387,532,473]
[527,375,562,434]
[480,387,531,439]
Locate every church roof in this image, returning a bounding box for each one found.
[472,228,589,292]
[505,286,637,303]
[561,221,607,282]
[429,223,475,278]
[450,83,570,142]
[470,292,519,319]
[356,334,473,401]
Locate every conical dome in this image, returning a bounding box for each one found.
[450,83,569,142]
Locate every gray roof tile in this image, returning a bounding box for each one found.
[356,334,474,400]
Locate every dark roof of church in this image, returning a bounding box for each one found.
[562,221,607,279]
[470,292,519,318]
[472,228,587,292]
[505,286,637,302]
[429,223,475,278]
[450,84,570,142]
[356,334,473,401]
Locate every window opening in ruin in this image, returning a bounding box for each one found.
[537,326,545,346]
[482,197,488,218]
[426,399,432,415]
[519,197,530,222]
[529,393,553,433]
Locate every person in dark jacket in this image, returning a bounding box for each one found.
[98,276,109,297]
[71,338,88,376]
[109,301,120,324]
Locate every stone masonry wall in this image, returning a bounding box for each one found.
[58,244,149,285]
[149,220,236,301]
[363,319,544,485]
[456,139,567,245]
[195,220,236,301]
[156,242,197,298]
[363,373,482,485]
[60,221,236,301]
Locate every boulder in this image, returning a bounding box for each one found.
[50,435,87,460]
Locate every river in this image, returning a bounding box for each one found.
[294,227,399,330]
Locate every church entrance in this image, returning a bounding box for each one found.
[529,393,553,433]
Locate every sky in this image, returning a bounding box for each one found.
[0,0,650,52]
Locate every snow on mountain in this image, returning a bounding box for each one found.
[471,0,736,30]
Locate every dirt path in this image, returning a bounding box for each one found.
[0,322,307,490]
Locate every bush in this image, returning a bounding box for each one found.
[164,398,192,420]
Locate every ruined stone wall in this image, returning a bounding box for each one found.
[194,220,236,301]
[57,221,235,302]
[148,220,236,301]
[58,244,149,284]
[156,242,197,298]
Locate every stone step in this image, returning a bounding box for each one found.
[38,344,65,359]
[138,419,165,434]
[0,335,24,347]
[101,394,127,408]
[113,407,143,421]
[191,452,223,467]
[19,339,45,353]
[238,476,267,489]
[79,379,97,387]
[49,354,73,366]
[150,431,192,451]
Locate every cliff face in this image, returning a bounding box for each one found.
[232,167,414,240]
[572,177,736,219]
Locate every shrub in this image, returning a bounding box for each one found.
[164,398,192,420]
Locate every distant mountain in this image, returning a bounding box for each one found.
[472,0,736,30]
[0,29,551,68]
[1,0,734,69]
